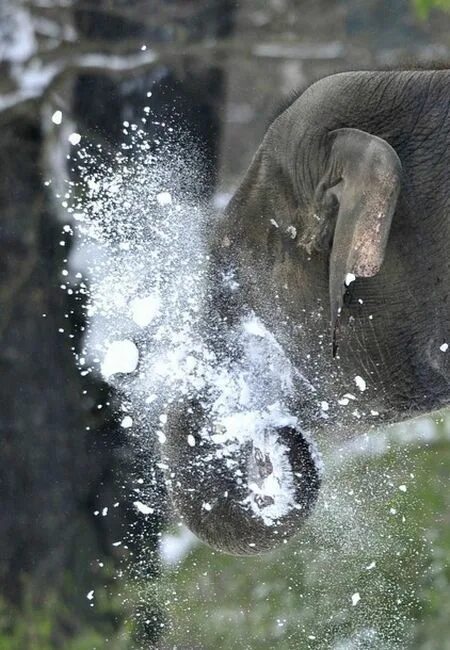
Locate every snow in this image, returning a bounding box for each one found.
[68,132,81,145]
[160,527,198,565]
[1,4,36,63]
[86,590,94,600]
[345,273,356,286]
[51,110,62,125]
[354,375,367,392]
[133,500,154,515]
[351,592,361,606]
[130,293,161,327]
[440,342,448,352]
[156,191,172,206]
[101,340,139,378]
[63,115,322,540]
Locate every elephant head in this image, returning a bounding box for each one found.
[163,71,449,554]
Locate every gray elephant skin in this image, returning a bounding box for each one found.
[162,69,449,555]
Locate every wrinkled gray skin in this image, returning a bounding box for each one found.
[163,70,450,555]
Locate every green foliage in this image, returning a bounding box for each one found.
[0,576,131,650]
[412,0,450,19]
[159,416,450,649]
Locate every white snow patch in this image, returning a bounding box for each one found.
[440,342,448,352]
[133,500,154,515]
[101,340,139,378]
[345,273,356,286]
[130,293,161,327]
[68,132,81,145]
[120,415,133,428]
[51,110,62,125]
[156,191,172,206]
[354,375,367,392]
[160,526,198,565]
[351,592,361,606]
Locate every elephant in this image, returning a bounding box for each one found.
[161,69,450,555]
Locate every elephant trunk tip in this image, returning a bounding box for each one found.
[164,425,321,555]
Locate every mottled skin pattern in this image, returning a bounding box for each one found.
[164,70,449,555]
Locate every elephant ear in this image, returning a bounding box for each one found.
[317,128,402,356]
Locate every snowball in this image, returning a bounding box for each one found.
[351,592,361,606]
[120,415,133,428]
[101,340,139,378]
[51,110,62,125]
[68,132,81,145]
[354,375,367,392]
[130,293,161,327]
[133,500,154,515]
[440,342,448,352]
[156,191,172,206]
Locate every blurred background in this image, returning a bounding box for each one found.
[1,1,450,648]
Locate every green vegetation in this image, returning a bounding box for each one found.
[3,417,449,649]
[159,415,450,649]
[413,0,450,19]
[0,575,131,650]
